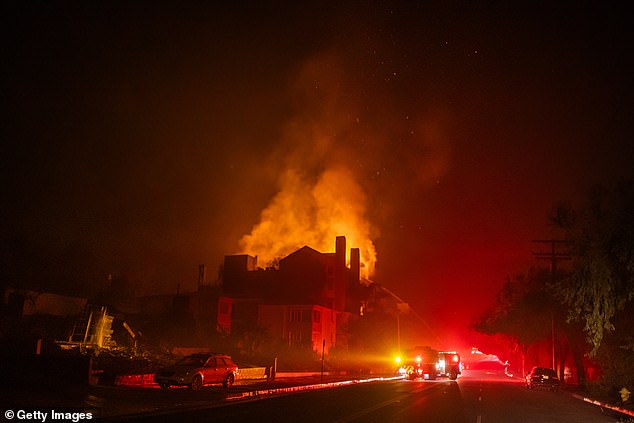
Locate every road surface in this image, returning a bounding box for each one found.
[96,370,621,422]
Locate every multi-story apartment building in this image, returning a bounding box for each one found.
[219,236,361,354]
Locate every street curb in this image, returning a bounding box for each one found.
[226,375,404,401]
[99,375,404,421]
[571,393,634,418]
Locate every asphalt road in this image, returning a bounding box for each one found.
[93,370,622,423]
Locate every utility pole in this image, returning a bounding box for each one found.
[532,239,571,375]
[396,311,401,353]
[321,339,326,383]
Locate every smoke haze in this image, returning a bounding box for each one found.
[239,51,451,278]
[4,3,632,347]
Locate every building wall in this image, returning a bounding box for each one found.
[217,296,233,335]
[312,305,338,354]
[216,296,261,337]
[220,237,362,354]
[258,304,338,354]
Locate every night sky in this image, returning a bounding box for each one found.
[3,2,633,349]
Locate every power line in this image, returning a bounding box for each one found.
[531,239,571,373]
[532,239,571,276]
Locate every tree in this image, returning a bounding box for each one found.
[473,268,555,373]
[550,179,634,356]
[474,269,552,342]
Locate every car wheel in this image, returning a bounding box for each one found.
[191,375,203,391]
[449,371,458,380]
[223,374,234,389]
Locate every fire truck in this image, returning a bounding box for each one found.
[398,346,440,380]
[437,351,461,380]
[397,347,461,381]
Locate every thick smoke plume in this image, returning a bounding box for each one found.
[239,50,450,279]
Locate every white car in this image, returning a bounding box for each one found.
[154,353,238,390]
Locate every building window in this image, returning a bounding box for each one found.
[288,331,302,345]
[313,310,321,323]
[290,308,302,322]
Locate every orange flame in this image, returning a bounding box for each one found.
[239,166,377,278]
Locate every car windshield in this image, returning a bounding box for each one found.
[532,368,556,377]
[175,356,207,367]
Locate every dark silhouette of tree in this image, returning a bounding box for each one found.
[472,267,592,382]
[591,299,634,399]
[550,179,634,356]
[473,269,553,364]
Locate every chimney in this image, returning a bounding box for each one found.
[350,248,360,283]
[198,264,207,290]
[335,236,346,268]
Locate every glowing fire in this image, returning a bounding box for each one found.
[239,166,377,278]
[238,52,388,279]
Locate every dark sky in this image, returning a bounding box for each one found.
[3,2,633,349]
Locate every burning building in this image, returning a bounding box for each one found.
[219,236,361,354]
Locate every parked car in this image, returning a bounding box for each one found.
[154,353,238,390]
[525,367,559,391]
